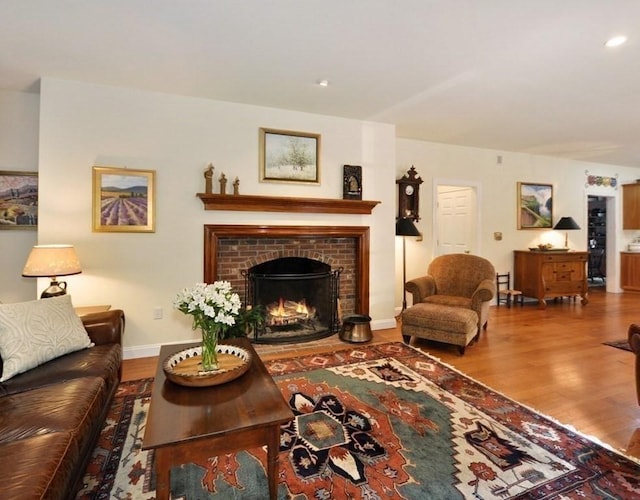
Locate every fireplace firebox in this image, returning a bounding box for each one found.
[243,257,342,344]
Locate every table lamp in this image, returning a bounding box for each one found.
[553,217,581,249]
[396,217,421,311]
[22,244,82,298]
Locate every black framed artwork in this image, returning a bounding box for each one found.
[342,165,362,200]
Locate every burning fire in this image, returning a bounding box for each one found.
[267,298,316,326]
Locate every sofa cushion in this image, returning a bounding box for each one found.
[0,377,107,444]
[0,432,79,500]
[0,343,121,396]
[0,295,92,382]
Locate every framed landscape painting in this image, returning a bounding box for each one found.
[517,182,553,229]
[92,166,155,232]
[259,128,320,184]
[0,170,38,229]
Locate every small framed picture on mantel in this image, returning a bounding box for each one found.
[342,165,362,200]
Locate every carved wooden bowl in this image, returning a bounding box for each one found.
[163,344,252,387]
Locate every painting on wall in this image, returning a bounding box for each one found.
[92,166,155,232]
[259,128,320,184]
[517,182,553,229]
[343,165,362,200]
[0,170,38,229]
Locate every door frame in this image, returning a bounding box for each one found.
[585,193,620,293]
[433,178,482,257]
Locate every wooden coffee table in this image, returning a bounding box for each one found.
[142,337,293,499]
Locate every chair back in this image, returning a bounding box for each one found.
[428,253,495,297]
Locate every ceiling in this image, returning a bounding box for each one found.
[2,1,640,167]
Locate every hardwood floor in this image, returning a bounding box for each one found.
[122,286,640,456]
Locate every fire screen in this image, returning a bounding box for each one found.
[244,257,341,343]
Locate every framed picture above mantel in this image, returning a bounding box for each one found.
[259,128,320,184]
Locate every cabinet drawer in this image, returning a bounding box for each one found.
[545,282,585,294]
[541,254,570,262]
[554,271,574,281]
[541,253,587,263]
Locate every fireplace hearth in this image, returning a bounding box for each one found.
[244,257,341,343]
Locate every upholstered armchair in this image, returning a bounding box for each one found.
[405,253,496,330]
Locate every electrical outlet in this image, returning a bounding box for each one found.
[153,307,163,320]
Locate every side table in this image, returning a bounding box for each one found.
[74,304,111,317]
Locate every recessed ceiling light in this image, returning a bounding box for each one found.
[605,35,628,48]
[317,79,329,87]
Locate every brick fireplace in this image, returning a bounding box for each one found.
[203,225,371,325]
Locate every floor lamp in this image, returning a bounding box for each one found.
[396,217,421,311]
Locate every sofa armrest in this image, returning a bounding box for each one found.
[82,309,125,346]
[405,276,436,304]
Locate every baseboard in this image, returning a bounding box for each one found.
[372,318,397,330]
[123,318,399,360]
[123,338,198,360]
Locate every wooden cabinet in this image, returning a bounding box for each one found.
[513,250,588,309]
[620,252,640,291]
[623,184,640,229]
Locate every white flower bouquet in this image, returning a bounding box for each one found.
[174,281,242,371]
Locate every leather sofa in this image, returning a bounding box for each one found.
[0,309,124,499]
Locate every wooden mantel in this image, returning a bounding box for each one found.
[197,193,380,214]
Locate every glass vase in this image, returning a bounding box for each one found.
[200,323,220,372]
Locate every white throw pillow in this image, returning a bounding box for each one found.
[0,295,93,382]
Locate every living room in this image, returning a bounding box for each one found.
[3,3,640,497]
[3,79,640,357]
[3,4,640,358]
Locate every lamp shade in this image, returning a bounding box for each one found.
[553,217,581,230]
[22,245,82,278]
[396,217,421,237]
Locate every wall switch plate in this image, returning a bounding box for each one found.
[494,232,503,241]
[153,307,163,320]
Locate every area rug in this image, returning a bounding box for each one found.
[603,339,632,352]
[77,342,640,499]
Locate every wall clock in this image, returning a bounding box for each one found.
[396,166,423,221]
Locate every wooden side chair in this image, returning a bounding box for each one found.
[496,272,523,307]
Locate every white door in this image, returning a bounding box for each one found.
[436,185,477,255]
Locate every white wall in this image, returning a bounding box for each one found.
[37,79,396,357]
[0,90,39,303]
[10,79,640,355]
[395,138,640,308]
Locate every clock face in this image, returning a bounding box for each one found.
[405,185,414,196]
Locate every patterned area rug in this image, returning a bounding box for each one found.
[77,342,640,499]
[603,339,632,352]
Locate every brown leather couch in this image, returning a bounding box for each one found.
[0,309,124,499]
